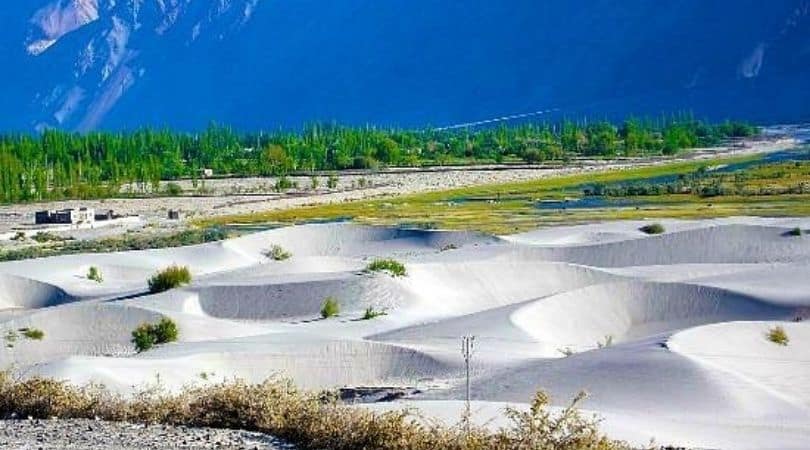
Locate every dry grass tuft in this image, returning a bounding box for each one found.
[264,244,292,261]
[0,373,631,450]
[365,259,407,277]
[766,325,789,346]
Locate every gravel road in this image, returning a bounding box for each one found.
[0,419,293,450]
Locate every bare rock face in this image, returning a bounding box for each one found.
[17,0,261,131]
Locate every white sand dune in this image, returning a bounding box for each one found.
[0,273,73,309]
[669,321,810,408]
[395,261,619,318]
[511,281,795,355]
[223,223,500,259]
[190,272,412,321]
[33,337,456,392]
[510,223,810,267]
[0,303,162,366]
[2,219,810,448]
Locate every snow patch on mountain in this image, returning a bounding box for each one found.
[27,0,101,56]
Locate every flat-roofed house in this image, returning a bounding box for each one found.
[35,208,95,225]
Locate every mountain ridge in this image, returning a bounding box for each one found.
[1,0,809,131]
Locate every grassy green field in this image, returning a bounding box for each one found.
[199,150,810,235]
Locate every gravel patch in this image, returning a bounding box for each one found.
[0,419,293,450]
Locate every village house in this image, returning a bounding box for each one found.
[35,207,97,225]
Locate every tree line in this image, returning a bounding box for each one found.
[0,116,758,203]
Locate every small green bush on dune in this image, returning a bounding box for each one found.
[148,265,191,293]
[264,244,292,261]
[21,328,44,340]
[364,258,407,277]
[786,227,803,237]
[361,306,387,320]
[639,223,665,235]
[766,325,789,346]
[320,297,340,319]
[132,318,179,352]
[87,266,103,283]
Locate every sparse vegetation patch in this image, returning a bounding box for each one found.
[320,297,340,319]
[148,265,192,293]
[766,325,789,346]
[639,223,665,235]
[263,244,292,261]
[3,330,17,348]
[20,328,44,341]
[0,374,630,450]
[365,258,407,277]
[31,232,69,243]
[0,227,229,263]
[361,306,387,320]
[87,266,103,283]
[131,318,179,352]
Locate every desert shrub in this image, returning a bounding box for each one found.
[639,223,665,235]
[87,266,103,283]
[131,324,157,352]
[274,176,297,192]
[263,244,291,261]
[361,306,387,320]
[0,227,229,263]
[766,325,789,346]
[522,148,543,163]
[320,297,340,319]
[20,328,44,340]
[365,259,407,277]
[201,226,228,242]
[148,265,192,293]
[0,374,630,450]
[310,176,320,190]
[327,174,339,189]
[10,231,26,241]
[164,182,183,196]
[32,232,67,243]
[440,243,458,252]
[786,227,803,237]
[132,318,179,352]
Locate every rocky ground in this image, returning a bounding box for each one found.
[0,419,292,450]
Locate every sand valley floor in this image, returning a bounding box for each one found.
[1,219,809,449]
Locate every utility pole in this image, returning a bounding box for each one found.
[461,335,476,438]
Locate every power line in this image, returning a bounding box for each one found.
[433,108,560,131]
